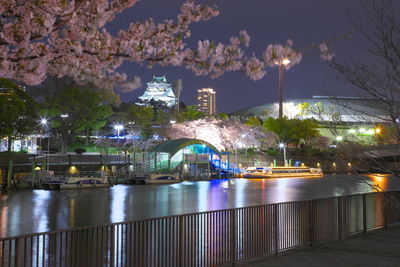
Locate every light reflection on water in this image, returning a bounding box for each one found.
[366,173,391,190]
[197,181,209,212]
[110,185,128,223]
[1,174,400,238]
[33,190,51,233]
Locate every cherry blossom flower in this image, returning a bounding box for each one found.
[319,43,335,60]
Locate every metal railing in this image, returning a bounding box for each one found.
[1,191,400,266]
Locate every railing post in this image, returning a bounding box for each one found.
[14,238,20,267]
[309,200,313,247]
[383,192,388,230]
[179,216,184,267]
[110,226,115,267]
[363,194,367,234]
[337,197,342,240]
[274,204,279,255]
[231,209,236,265]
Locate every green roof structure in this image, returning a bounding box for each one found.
[150,138,221,157]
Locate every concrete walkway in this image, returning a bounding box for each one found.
[230,227,400,267]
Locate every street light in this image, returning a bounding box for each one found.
[279,143,287,166]
[39,118,48,153]
[241,134,248,157]
[114,124,124,153]
[275,58,291,118]
[336,136,343,141]
[39,118,50,170]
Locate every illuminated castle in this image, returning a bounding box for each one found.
[138,76,176,107]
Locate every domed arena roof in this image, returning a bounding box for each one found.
[231,96,396,123]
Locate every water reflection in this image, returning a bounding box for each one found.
[33,190,51,233]
[197,181,209,211]
[366,173,391,191]
[234,178,248,207]
[275,177,289,203]
[1,174,400,238]
[110,186,128,222]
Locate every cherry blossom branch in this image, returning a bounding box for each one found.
[0,0,333,90]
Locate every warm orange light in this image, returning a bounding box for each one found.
[68,166,78,175]
[275,58,291,66]
[282,58,291,65]
[375,128,381,134]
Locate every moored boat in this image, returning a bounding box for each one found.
[128,172,180,184]
[41,171,110,190]
[241,166,323,179]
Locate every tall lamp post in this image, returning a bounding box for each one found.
[279,143,287,167]
[114,124,124,154]
[275,58,291,118]
[40,118,50,170]
[40,118,47,152]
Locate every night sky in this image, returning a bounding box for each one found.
[107,0,368,113]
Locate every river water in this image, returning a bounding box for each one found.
[1,174,399,238]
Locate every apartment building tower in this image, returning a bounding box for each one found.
[197,88,216,115]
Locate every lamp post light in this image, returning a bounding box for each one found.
[241,134,248,157]
[235,141,242,176]
[275,58,291,118]
[336,136,343,142]
[59,114,69,153]
[39,118,47,153]
[114,124,124,154]
[40,118,50,170]
[279,143,287,167]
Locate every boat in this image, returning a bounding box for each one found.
[41,171,110,190]
[128,172,180,184]
[241,166,323,179]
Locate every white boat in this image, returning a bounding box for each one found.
[42,171,110,190]
[241,166,323,179]
[128,173,180,184]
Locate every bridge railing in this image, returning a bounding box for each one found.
[1,191,400,266]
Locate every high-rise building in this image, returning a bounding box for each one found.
[197,88,216,115]
[138,76,176,107]
[172,79,183,113]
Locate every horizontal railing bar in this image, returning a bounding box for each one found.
[0,190,396,241]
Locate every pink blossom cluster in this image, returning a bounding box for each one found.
[0,0,333,90]
[263,40,303,70]
[162,118,277,151]
[319,43,335,60]
[0,0,224,89]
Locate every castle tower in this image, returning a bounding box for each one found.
[138,76,176,107]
